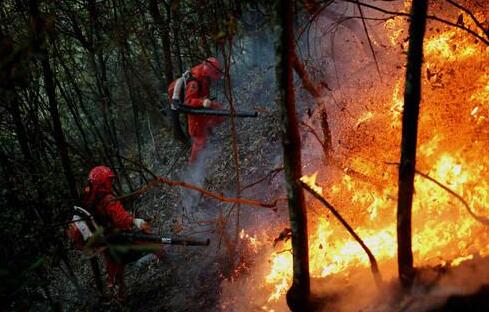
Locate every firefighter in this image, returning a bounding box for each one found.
[82,165,152,300]
[184,57,225,163]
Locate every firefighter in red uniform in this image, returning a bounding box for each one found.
[82,165,152,300]
[185,57,225,163]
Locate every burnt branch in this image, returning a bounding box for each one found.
[292,50,322,98]
[396,0,427,290]
[300,180,383,289]
[117,178,281,210]
[386,162,489,227]
[296,0,335,41]
[341,0,489,46]
[354,0,381,78]
[241,167,284,192]
[320,108,332,157]
[416,170,489,226]
[445,0,489,38]
[292,50,333,157]
[301,121,327,153]
[300,114,332,160]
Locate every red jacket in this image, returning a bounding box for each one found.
[185,64,223,137]
[185,64,210,108]
[185,74,213,137]
[94,194,134,230]
[83,187,134,231]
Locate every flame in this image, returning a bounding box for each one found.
[300,172,323,195]
[265,252,292,302]
[469,74,489,125]
[266,19,489,304]
[451,254,474,266]
[425,30,478,60]
[239,229,262,254]
[384,16,405,46]
[226,5,489,310]
[390,79,404,127]
[355,111,375,128]
[264,149,489,302]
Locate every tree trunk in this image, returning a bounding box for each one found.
[124,74,144,185]
[0,145,22,214]
[222,39,242,267]
[149,0,188,144]
[55,78,92,158]
[5,89,38,173]
[171,4,183,76]
[6,90,33,166]
[29,0,78,203]
[58,51,115,167]
[275,0,311,310]
[149,0,173,84]
[397,0,428,290]
[87,0,120,151]
[116,4,143,173]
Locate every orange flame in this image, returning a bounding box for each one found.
[223,6,489,311]
[260,12,489,306]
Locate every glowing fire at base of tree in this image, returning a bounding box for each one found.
[231,4,489,309]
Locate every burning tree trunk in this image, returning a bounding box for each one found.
[274,0,311,310]
[397,0,428,290]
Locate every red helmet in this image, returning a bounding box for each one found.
[88,166,115,186]
[202,57,222,80]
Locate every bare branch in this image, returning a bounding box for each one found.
[240,167,284,192]
[300,121,327,152]
[415,170,489,226]
[300,180,383,289]
[386,162,489,226]
[340,0,489,46]
[445,0,489,38]
[354,0,381,78]
[291,50,322,98]
[118,177,282,210]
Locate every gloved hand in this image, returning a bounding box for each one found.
[133,218,151,233]
[203,98,212,108]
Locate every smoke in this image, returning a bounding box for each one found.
[178,140,224,221]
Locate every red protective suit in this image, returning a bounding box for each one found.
[83,166,135,297]
[185,61,224,163]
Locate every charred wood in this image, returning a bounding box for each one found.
[397,0,428,290]
[300,180,383,289]
[275,0,311,310]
